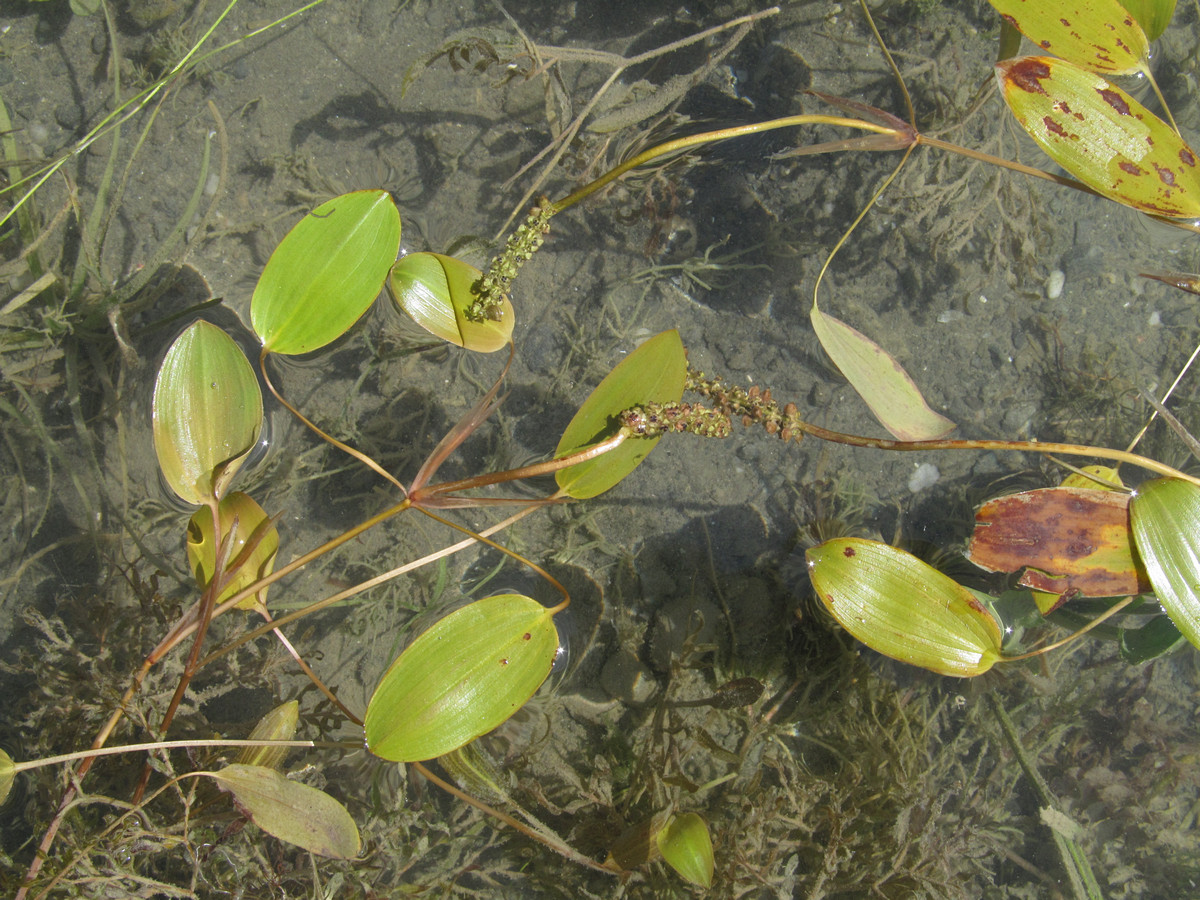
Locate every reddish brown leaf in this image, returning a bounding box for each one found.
[967,487,1150,601]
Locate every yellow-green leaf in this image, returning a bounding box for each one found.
[806,538,1003,677]
[996,56,1200,219]
[153,321,263,505]
[1118,0,1176,42]
[364,594,560,762]
[388,252,514,352]
[810,307,954,441]
[0,748,14,806]
[988,0,1148,74]
[1130,478,1200,650]
[208,764,360,859]
[186,492,278,610]
[656,813,714,888]
[251,190,401,355]
[555,330,687,499]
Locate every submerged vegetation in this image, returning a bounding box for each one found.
[3,0,1200,897]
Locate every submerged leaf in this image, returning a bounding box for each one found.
[555,330,687,499]
[806,538,1003,677]
[656,813,715,888]
[365,594,559,762]
[153,321,263,505]
[996,56,1200,219]
[1130,478,1200,650]
[0,748,13,805]
[810,307,954,441]
[251,190,401,355]
[187,492,279,610]
[237,700,299,770]
[209,764,360,859]
[988,0,1148,73]
[968,487,1148,607]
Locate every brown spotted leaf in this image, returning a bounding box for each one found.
[996,56,1200,219]
[988,0,1148,74]
[967,487,1150,609]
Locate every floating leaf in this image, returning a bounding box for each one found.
[1118,0,1176,41]
[806,538,1003,677]
[153,321,263,505]
[1130,477,1200,650]
[656,813,715,889]
[988,0,1148,73]
[237,700,299,770]
[810,307,955,441]
[389,252,514,352]
[0,748,13,805]
[555,330,687,499]
[251,190,401,355]
[996,56,1200,219]
[208,763,360,859]
[1060,465,1125,490]
[968,487,1148,607]
[365,594,559,762]
[187,491,278,610]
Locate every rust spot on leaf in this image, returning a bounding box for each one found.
[1118,161,1143,175]
[1005,58,1052,96]
[843,546,856,558]
[1044,116,1070,138]
[1154,163,1177,187]
[1099,88,1131,116]
[1181,147,1197,168]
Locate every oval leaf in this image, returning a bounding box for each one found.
[656,813,715,889]
[1119,0,1177,40]
[186,491,279,610]
[209,763,360,859]
[0,748,14,806]
[365,594,559,762]
[555,330,687,499]
[251,190,401,355]
[388,252,514,352]
[988,0,1148,73]
[810,307,955,441]
[237,700,299,770]
[996,56,1200,219]
[967,487,1148,604]
[806,538,1003,677]
[1130,477,1200,650]
[153,321,263,505]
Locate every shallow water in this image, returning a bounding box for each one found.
[3,0,1200,896]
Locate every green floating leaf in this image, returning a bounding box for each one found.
[555,330,687,499]
[153,321,263,505]
[1130,477,1200,650]
[806,538,1003,677]
[388,252,514,352]
[208,763,360,859]
[1120,0,1177,40]
[656,813,715,889]
[186,491,279,610]
[251,190,401,355]
[988,0,1148,73]
[996,56,1200,219]
[237,700,299,770]
[0,748,14,806]
[365,594,559,762]
[810,307,955,441]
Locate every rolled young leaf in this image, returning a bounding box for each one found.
[365,594,560,762]
[656,813,715,889]
[996,56,1200,219]
[806,538,1003,677]
[1130,477,1200,650]
[251,190,402,355]
[153,321,263,506]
